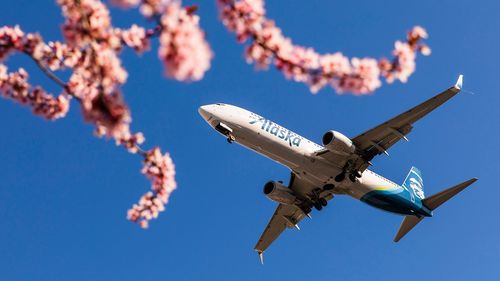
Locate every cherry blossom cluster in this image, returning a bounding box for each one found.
[110,0,213,81]
[0,0,211,228]
[0,27,70,120]
[217,0,431,94]
[158,3,212,81]
[127,147,177,228]
[0,65,69,120]
[379,26,431,84]
[0,25,24,61]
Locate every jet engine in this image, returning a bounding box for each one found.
[263,181,298,205]
[322,130,355,154]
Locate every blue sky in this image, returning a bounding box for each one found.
[0,0,499,280]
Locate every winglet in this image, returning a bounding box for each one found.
[257,251,264,265]
[455,74,463,90]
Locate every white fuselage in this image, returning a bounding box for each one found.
[199,103,402,202]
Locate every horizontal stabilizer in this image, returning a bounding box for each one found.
[422,178,477,210]
[394,215,424,242]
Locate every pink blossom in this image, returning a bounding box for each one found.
[245,42,272,69]
[128,147,176,227]
[31,40,82,71]
[419,45,432,56]
[406,26,431,57]
[217,0,265,42]
[335,58,381,95]
[58,0,113,46]
[319,52,351,78]
[66,42,127,102]
[390,41,416,83]
[0,66,69,120]
[158,2,212,81]
[280,46,320,83]
[56,39,131,141]
[217,0,430,94]
[93,44,128,88]
[0,67,30,103]
[0,64,7,83]
[409,26,428,40]
[0,25,24,61]
[116,132,145,153]
[120,24,150,53]
[31,88,71,120]
[80,90,132,139]
[141,147,176,194]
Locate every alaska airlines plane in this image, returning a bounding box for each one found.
[199,75,476,263]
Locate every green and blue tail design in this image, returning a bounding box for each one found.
[402,166,425,203]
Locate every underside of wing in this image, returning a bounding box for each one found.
[254,173,334,262]
[352,76,463,163]
[316,76,463,174]
[315,148,350,170]
[254,204,306,257]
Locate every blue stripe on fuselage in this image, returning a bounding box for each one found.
[360,189,432,217]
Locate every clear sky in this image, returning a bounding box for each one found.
[0,0,499,280]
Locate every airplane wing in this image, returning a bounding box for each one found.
[317,75,463,173]
[254,204,305,262]
[254,173,329,263]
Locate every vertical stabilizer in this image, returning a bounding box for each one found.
[402,167,425,201]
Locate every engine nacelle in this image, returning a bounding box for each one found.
[263,181,298,205]
[322,130,356,154]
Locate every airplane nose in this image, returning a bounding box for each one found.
[198,105,211,120]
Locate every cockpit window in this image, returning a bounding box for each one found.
[216,103,225,106]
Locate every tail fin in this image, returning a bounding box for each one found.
[394,178,478,242]
[402,166,425,201]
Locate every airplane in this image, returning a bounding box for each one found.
[198,75,477,264]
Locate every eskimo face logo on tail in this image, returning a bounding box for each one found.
[249,115,302,147]
[409,177,424,199]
